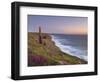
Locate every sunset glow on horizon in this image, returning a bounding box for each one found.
[63,26,87,35]
[28,15,88,35]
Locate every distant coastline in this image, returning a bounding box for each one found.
[28,32,87,66]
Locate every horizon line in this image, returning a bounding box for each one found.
[28,31,87,35]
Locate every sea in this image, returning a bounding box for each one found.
[51,34,88,61]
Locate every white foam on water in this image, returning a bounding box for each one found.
[51,35,87,61]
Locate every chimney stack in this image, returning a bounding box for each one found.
[39,26,42,44]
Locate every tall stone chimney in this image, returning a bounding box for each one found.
[39,26,42,44]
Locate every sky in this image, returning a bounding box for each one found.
[28,15,88,35]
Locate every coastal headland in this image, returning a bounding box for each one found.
[28,32,87,66]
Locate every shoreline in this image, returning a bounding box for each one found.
[51,34,87,62]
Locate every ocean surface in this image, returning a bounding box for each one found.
[51,34,87,61]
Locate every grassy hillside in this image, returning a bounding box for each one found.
[28,32,87,66]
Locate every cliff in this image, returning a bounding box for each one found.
[28,32,87,66]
